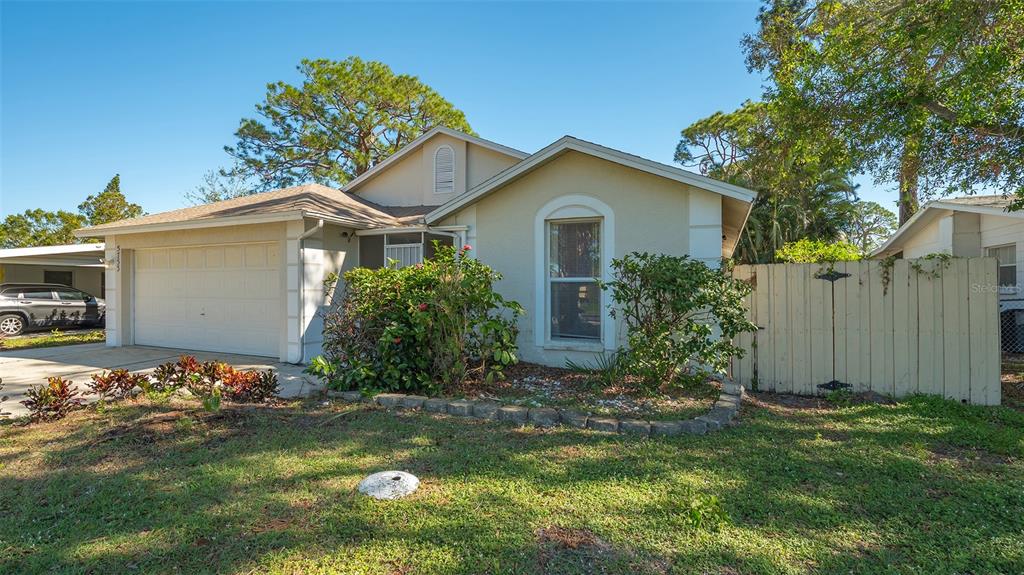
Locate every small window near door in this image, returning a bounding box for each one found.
[987,244,1017,288]
[44,270,73,286]
[548,220,602,340]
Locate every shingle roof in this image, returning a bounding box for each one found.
[78,184,406,234]
[940,194,1012,209]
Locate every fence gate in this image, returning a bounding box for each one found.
[730,258,1001,405]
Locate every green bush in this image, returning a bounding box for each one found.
[604,252,757,392]
[774,237,863,263]
[21,377,84,421]
[313,244,523,394]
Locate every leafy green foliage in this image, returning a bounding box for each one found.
[685,495,731,532]
[604,253,757,392]
[0,209,85,248]
[676,100,865,263]
[221,57,473,193]
[78,174,143,226]
[564,352,624,390]
[775,238,863,263]
[0,173,144,248]
[220,369,278,403]
[151,355,204,393]
[21,376,84,421]
[744,0,1024,221]
[316,244,523,394]
[87,369,149,400]
[846,201,898,253]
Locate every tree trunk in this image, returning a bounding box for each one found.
[898,136,922,225]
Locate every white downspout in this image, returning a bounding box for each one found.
[297,219,324,364]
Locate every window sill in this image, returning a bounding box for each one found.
[542,340,606,352]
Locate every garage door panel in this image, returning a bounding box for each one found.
[134,242,280,357]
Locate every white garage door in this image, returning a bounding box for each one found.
[134,243,281,357]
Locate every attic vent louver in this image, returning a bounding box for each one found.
[434,145,455,194]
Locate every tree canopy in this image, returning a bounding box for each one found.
[744,0,1024,222]
[78,174,143,226]
[676,100,861,263]
[220,57,474,194]
[0,174,144,248]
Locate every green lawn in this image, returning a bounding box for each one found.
[1,394,1022,574]
[1,328,105,350]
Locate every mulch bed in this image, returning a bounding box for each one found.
[449,362,719,421]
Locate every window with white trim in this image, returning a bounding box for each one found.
[548,219,601,340]
[434,145,455,194]
[987,243,1017,287]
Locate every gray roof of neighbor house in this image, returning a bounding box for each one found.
[871,194,1020,257]
[76,184,409,237]
[938,194,1012,209]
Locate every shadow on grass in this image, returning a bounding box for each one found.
[1,394,1022,574]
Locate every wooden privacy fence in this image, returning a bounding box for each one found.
[730,258,1001,405]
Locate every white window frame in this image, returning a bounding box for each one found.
[986,243,1018,292]
[433,145,455,195]
[534,195,615,351]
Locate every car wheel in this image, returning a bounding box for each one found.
[0,314,25,336]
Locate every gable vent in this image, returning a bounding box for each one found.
[434,145,455,194]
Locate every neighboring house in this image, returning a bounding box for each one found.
[872,194,1024,350]
[0,243,106,296]
[76,127,756,365]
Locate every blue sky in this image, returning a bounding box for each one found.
[1,1,893,217]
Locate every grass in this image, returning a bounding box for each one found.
[0,328,105,350]
[1,394,1022,574]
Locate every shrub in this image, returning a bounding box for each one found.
[317,244,523,394]
[774,238,863,263]
[88,369,149,400]
[221,369,278,403]
[151,355,203,392]
[21,377,84,421]
[604,252,757,392]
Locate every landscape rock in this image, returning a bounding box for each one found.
[587,417,619,433]
[497,405,529,424]
[401,395,428,409]
[650,420,683,436]
[357,471,419,500]
[374,394,406,408]
[340,391,363,402]
[680,419,709,435]
[423,398,448,413]
[528,407,560,427]
[473,401,500,420]
[619,419,651,435]
[446,400,475,417]
[559,410,589,429]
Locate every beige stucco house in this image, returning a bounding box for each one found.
[76,127,757,365]
[873,195,1024,349]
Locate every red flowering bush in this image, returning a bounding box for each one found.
[88,369,149,400]
[151,355,204,392]
[22,377,84,421]
[220,369,278,403]
[313,244,522,394]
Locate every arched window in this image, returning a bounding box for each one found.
[434,145,455,194]
[534,195,615,350]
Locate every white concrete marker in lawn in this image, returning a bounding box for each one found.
[357,471,419,500]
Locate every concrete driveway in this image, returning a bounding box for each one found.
[0,343,322,418]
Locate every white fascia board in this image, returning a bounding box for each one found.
[868,200,1024,257]
[74,210,307,238]
[0,242,106,258]
[870,204,941,257]
[342,127,530,193]
[0,257,105,267]
[354,224,468,236]
[425,136,757,224]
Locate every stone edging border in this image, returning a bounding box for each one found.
[325,379,744,436]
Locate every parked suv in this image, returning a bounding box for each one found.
[0,283,105,336]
